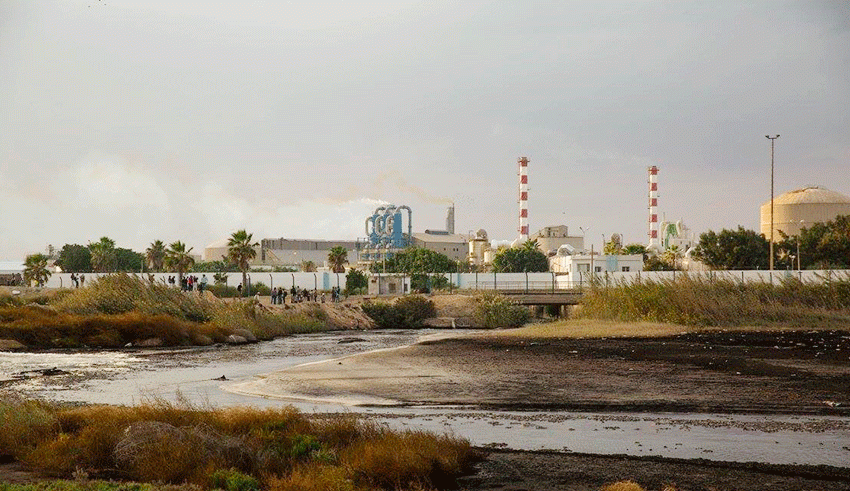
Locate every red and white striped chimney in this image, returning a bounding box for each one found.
[518,156,529,240]
[648,165,660,251]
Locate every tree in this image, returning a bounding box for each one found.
[328,246,348,273]
[374,248,455,274]
[492,240,549,272]
[23,253,52,287]
[55,244,91,272]
[115,248,144,272]
[88,237,116,272]
[145,240,166,271]
[692,227,770,270]
[345,269,368,295]
[165,241,195,285]
[791,215,850,269]
[603,240,624,255]
[300,260,317,272]
[227,230,259,295]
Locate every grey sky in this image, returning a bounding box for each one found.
[1,0,848,260]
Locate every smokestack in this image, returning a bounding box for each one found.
[446,205,455,235]
[648,165,660,251]
[518,156,529,239]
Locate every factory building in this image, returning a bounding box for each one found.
[411,232,469,262]
[760,186,850,240]
[550,251,644,277]
[259,239,358,268]
[529,225,584,256]
[204,238,358,269]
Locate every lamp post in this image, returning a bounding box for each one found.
[766,135,780,271]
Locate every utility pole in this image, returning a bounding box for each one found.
[766,135,780,271]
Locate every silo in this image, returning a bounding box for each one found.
[760,186,850,240]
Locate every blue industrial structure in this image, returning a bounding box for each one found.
[361,204,412,263]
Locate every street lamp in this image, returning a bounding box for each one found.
[766,134,780,271]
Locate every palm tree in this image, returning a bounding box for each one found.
[165,241,195,285]
[301,260,317,272]
[327,246,348,273]
[88,237,116,272]
[227,230,258,295]
[145,240,166,271]
[23,253,52,287]
[521,239,540,252]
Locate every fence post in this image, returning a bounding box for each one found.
[551,272,555,293]
[493,271,497,290]
[475,271,478,290]
[525,271,529,293]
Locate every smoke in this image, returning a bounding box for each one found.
[374,170,453,206]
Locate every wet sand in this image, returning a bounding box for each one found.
[230,328,850,415]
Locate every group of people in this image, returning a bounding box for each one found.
[69,273,85,288]
[270,285,343,304]
[167,274,208,292]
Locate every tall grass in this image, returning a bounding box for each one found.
[0,275,341,348]
[580,274,850,327]
[0,397,475,490]
[472,292,531,328]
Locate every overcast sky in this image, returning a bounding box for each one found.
[1,0,848,260]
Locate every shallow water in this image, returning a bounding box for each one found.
[2,331,849,467]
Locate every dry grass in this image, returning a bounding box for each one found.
[580,274,850,328]
[490,319,693,339]
[0,397,475,490]
[0,275,339,348]
[600,482,646,491]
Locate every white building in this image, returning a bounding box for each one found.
[530,225,584,256]
[410,232,469,262]
[550,253,644,284]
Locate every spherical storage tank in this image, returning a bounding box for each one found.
[760,186,850,240]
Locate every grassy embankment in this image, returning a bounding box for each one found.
[0,397,474,491]
[507,274,850,339]
[0,275,335,349]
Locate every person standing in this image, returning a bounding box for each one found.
[79,274,85,287]
[200,274,208,292]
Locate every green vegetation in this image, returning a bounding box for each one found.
[88,237,117,273]
[492,240,549,273]
[23,254,52,287]
[778,214,850,269]
[0,275,336,348]
[580,274,850,327]
[471,292,531,328]
[165,241,195,285]
[145,240,166,271]
[55,244,92,273]
[227,230,259,296]
[0,397,475,490]
[372,248,455,274]
[362,295,436,329]
[345,269,368,295]
[327,246,348,273]
[692,226,769,270]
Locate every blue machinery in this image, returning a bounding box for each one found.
[361,205,412,262]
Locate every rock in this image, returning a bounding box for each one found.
[41,367,67,376]
[215,375,228,381]
[136,337,162,347]
[226,335,248,345]
[194,335,214,346]
[233,329,257,342]
[124,342,133,348]
[0,339,26,351]
[338,337,367,344]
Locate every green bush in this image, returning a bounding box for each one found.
[344,270,367,295]
[472,292,531,328]
[362,295,436,329]
[209,468,260,491]
[207,284,240,298]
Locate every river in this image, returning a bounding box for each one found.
[2,330,848,467]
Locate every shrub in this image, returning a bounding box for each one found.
[362,295,436,329]
[472,292,531,328]
[208,468,260,491]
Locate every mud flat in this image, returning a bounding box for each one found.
[230,326,850,415]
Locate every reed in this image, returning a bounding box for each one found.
[580,274,850,327]
[0,397,475,490]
